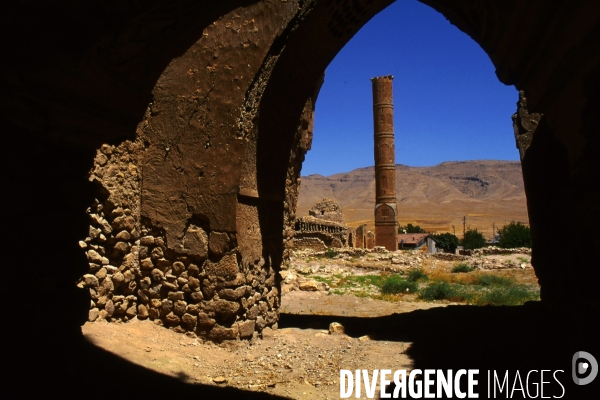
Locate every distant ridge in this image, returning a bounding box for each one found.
[297,160,528,238]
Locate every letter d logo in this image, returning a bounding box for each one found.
[572,351,598,385]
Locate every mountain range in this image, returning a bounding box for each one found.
[296,160,529,238]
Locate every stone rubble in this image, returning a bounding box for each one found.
[291,246,533,272]
[279,270,328,294]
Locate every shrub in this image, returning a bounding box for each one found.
[407,268,428,282]
[431,232,460,253]
[418,282,471,302]
[452,263,474,273]
[325,248,338,258]
[462,228,486,250]
[380,276,418,294]
[474,286,539,306]
[497,221,531,248]
[398,223,425,234]
[351,275,385,286]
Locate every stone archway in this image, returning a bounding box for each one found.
[2,0,600,395]
[106,0,598,343]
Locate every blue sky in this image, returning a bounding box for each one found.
[302,0,519,177]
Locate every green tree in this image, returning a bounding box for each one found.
[462,228,486,250]
[398,223,425,234]
[497,221,531,248]
[431,232,460,253]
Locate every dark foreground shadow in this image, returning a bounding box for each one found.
[280,302,599,399]
[2,304,597,399]
[3,328,287,400]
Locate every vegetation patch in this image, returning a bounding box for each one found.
[431,232,459,253]
[313,274,386,296]
[310,275,335,286]
[398,223,425,234]
[407,268,428,282]
[350,275,387,286]
[324,248,338,258]
[302,258,539,307]
[473,286,538,306]
[417,278,538,305]
[418,282,472,302]
[462,228,486,250]
[380,276,418,294]
[498,221,531,248]
[471,274,514,287]
[452,263,474,273]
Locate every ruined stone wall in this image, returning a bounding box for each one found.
[79,136,280,340]
[290,237,328,252]
[283,95,319,260]
[79,144,284,339]
[293,216,354,249]
[308,197,345,223]
[292,196,356,250]
[366,231,375,250]
[355,224,367,248]
[512,91,542,161]
[79,0,401,342]
[77,1,312,341]
[79,140,142,322]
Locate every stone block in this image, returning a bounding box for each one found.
[208,323,238,342]
[238,320,256,338]
[209,232,229,257]
[205,253,238,280]
[182,224,208,258]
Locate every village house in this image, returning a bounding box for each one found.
[397,233,437,253]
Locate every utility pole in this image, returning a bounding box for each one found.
[492,223,495,239]
[463,216,466,242]
[452,225,455,236]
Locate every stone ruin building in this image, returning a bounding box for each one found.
[292,198,356,251]
[308,197,345,222]
[355,224,375,250]
[4,1,600,397]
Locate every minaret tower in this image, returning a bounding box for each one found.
[371,75,398,251]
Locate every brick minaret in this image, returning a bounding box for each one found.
[371,75,398,251]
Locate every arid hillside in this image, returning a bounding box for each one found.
[297,160,528,239]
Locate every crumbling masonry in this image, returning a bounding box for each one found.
[80,138,279,341]
[292,198,356,250]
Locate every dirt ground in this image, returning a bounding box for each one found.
[82,252,538,399]
[83,292,446,399]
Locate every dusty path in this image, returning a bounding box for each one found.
[280,290,445,317]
